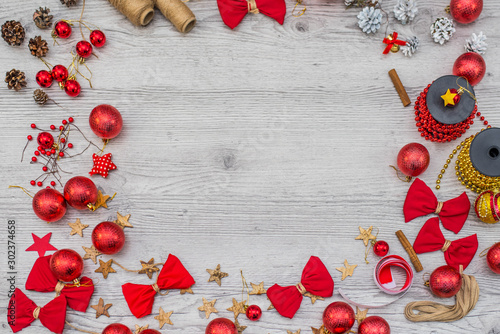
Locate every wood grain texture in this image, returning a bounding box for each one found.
[1,0,499,333]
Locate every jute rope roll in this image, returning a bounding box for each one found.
[155,0,196,33]
[107,0,155,26]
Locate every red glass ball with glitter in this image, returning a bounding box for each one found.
[453,52,486,86]
[373,240,390,257]
[36,70,53,88]
[322,301,355,334]
[92,221,126,255]
[49,248,83,282]
[397,143,430,177]
[138,330,161,334]
[63,176,98,210]
[37,132,54,149]
[64,79,81,97]
[449,0,483,24]
[429,265,462,298]
[90,30,106,48]
[486,242,500,274]
[76,40,93,59]
[54,21,72,38]
[51,65,69,82]
[358,316,391,334]
[102,323,132,334]
[89,104,123,139]
[205,318,237,334]
[245,304,262,321]
[32,188,67,222]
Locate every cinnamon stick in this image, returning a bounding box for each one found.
[389,69,411,107]
[396,230,423,272]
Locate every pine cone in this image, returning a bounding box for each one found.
[430,17,455,45]
[28,36,49,57]
[465,32,487,55]
[357,6,382,34]
[5,69,27,91]
[33,89,49,105]
[401,36,419,57]
[394,0,418,25]
[60,0,79,7]
[1,20,25,46]
[33,7,53,29]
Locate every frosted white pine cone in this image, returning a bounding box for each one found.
[394,0,418,25]
[430,17,455,45]
[465,32,487,54]
[357,7,382,34]
[401,36,419,57]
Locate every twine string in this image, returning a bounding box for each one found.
[65,321,100,334]
[8,185,34,198]
[435,202,444,214]
[247,0,259,14]
[292,0,306,17]
[240,270,250,306]
[32,306,41,319]
[295,282,306,295]
[441,240,452,252]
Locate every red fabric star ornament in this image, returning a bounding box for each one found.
[89,153,117,178]
[26,233,57,257]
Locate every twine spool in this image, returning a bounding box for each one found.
[155,0,196,33]
[107,0,155,26]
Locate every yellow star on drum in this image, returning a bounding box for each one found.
[441,89,458,107]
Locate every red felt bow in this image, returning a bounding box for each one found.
[413,217,478,270]
[266,256,334,318]
[382,32,407,54]
[7,288,67,334]
[404,178,470,234]
[25,255,94,312]
[217,0,286,29]
[122,254,195,318]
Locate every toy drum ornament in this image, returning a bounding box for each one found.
[475,189,500,224]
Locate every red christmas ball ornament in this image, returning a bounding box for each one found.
[32,188,67,222]
[89,104,123,139]
[245,304,262,321]
[397,143,430,177]
[63,176,98,210]
[486,242,500,274]
[76,40,93,59]
[102,323,132,334]
[49,248,83,282]
[373,240,390,257]
[90,30,106,47]
[36,70,53,88]
[453,52,486,86]
[429,265,462,298]
[449,0,483,24]
[51,65,69,82]
[138,330,160,334]
[53,21,72,38]
[322,301,355,334]
[64,79,81,97]
[37,132,54,149]
[205,318,238,334]
[92,221,126,255]
[358,316,391,334]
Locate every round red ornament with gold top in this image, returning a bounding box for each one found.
[76,40,93,59]
[89,104,123,139]
[397,143,430,177]
[51,65,69,82]
[64,79,81,97]
[373,240,390,257]
[32,188,67,222]
[63,176,98,210]
[486,242,500,274]
[90,30,106,47]
[102,323,132,334]
[37,132,54,149]
[449,0,483,24]
[53,20,72,39]
[453,52,486,87]
[205,318,237,334]
[429,265,462,298]
[49,248,84,282]
[358,316,391,334]
[245,304,262,321]
[322,301,355,334]
[36,70,53,88]
[92,221,126,255]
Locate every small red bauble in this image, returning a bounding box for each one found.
[245,304,262,321]
[205,318,238,334]
[92,221,126,255]
[54,21,72,38]
[76,40,93,59]
[102,323,132,334]
[36,70,53,88]
[64,79,81,97]
[51,65,69,82]
[373,240,389,257]
[37,132,54,149]
[138,330,161,334]
[397,143,430,177]
[486,242,500,274]
[90,30,106,47]
[447,88,461,106]
[453,52,486,86]
[49,248,83,282]
[358,316,391,334]
[322,301,355,334]
[32,188,67,222]
[449,0,483,24]
[89,104,123,139]
[63,176,98,210]
[429,265,462,298]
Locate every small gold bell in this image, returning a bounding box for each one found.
[387,34,400,53]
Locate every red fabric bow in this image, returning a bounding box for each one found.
[382,32,407,54]
[404,178,470,234]
[122,254,195,318]
[413,217,478,270]
[7,288,67,334]
[25,255,94,312]
[217,0,286,29]
[266,256,334,318]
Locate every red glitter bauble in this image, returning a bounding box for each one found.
[76,40,93,59]
[138,330,161,334]
[51,65,69,82]
[486,242,500,274]
[453,52,486,86]
[92,221,126,255]
[37,132,54,149]
[63,176,98,210]
[449,0,483,24]
[49,249,83,282]
[64,79,81,97]
[32,188,67,222]
[245,304,262,321]
[36,70,53,88]
[90,30,106,47]
[102,323,132,334]
[89,104,123,139]
[54,21,72,38]
[205,318,238,334]
[358,316,391,334]
[429,265,462,298]
[373,240,390,257]
[397,143,430,177]
[322,302,355,334]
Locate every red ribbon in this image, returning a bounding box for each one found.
[8,288,67,334]
[266,256,334,318]
[404,178,470,234]
[217,0,286,29]
[25,255,94,312]
[122,254,195,318]
[382,32,407,54]
[413,217,478,270]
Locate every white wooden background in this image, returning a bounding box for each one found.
[1,0,499,333]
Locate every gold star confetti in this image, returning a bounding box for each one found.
[287,330,301,334]
[249,281,266,295]
[311,326,326,334]
[138,258,160,279]
[268,302,275,310]
[115,212,132,228]
[355,226,376,247]
[134,324,148,334]
[154,307,173,328]
[93,190,111,210]
[441,89,458,107]
[82,245,101,264]
[336,259,358,281]
[235,318,247,333]
[355,307,368,324]
[91,298,112,318]
[206,264,228,286]
[198,297,218,319]
[180,287,193,294]
[95,259,116,279]
[68,218,88,237]
[227,298,246,319]
[304,292,324,304]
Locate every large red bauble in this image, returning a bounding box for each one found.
[64,79,81,97]
[90,30,106,47]
[54,21,72,38]
[449,0,483,24]
[322,302,355,334]
[49,249,83,282]
[138,330,161,334]
[51,65,69,82]
[205,318,237,334]
[76,40,93,59]
[453,52,486,86]
[37,132,54,149]
[92,221,126,255]
[429,265,462,298]
[486,242,500,274]
[397,143,430,177]
[32,188,67,222]
[89,104,123,139]
[246,304,262,321]
[102,323,132,334]
[358,316,391,334]
[373,240,389,257]
[63,176,98,210]
[36,70,53,88]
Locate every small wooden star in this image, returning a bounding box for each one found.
[311,326,326,334]
[89,153,117,178]
[134,324,148,334]
[206,264,228,286]
[154,307,173,328]
[180,287,193,294]
[355,226,376,247]
[234,318,247,333]
[355,307,368,324]
[198,297,218,319]
[336,259,358,281]
[249,281,266,295]
[304,292,324,304]
[227,298,246,319]
[268,303,275,310]
[91,298,112,318]
[68,218,88,237]
[93,190,111,210]
[138,258,160,279]
[287,330,301,334]
[82,245,101,264]
[115,212,133,228]
[95,259,116,279]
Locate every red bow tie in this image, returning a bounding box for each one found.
[122,254,195,318]
[266,256,334,318]
[413,217,478,270]
[404,178,470,234]
[217,0,286,29]
[382,32,407,54]
[25,255,94,312]
[8,288,67,334]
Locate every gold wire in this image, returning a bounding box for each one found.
[292,0,307,17]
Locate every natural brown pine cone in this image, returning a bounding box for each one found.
[28,36,49,57]
[5,69,27,91]
[1,20,25,46]
[33,7,53,29]
[33,89,49,105]
[60,0,79,7]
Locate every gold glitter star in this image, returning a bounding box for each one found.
[304,292,324,304]
[268,302,275,310]
[68,218,88,237]
[180,287,193,294]
[355,307,368,324]
[154,307,173,328]
[235,318,247,333]
[138,258,160,279]
[227,298,246,319]
[95,259,116,279]
[198,297,218,319]
[287,330,301,334]
[93,190,111,210]
[311,326,326,334]
[90,298,112,318]
[355,226,376,247]
[249,281,266,295]
[115,212,132,228]
[82,245,101,264]
[206,264,228,286]
[134,324,148,334]
[441,89,458,107]
[336,259,357,281]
